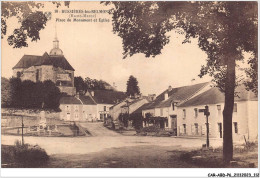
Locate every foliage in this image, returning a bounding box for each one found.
[74,76,115,93]
[1,140,49,168]
[4,78,61,110]
[129,113,143,131]
[1,77,12,106]
[105,1,257,94]
[126,75,140,97]
[1,1,69,48]
[118,113,129,127]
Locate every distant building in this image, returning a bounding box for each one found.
[12,31,76,96]
[59,90,127,121]
[177,86,258,142]
[141,83,210,133]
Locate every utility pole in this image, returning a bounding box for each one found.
[21,115,24,145]
[205,106,210,148]
[199,106,210,148]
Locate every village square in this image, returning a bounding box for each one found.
[1,1,258,171]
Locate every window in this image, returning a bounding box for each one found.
[183,124,186,134]
[36,69,40,82]
[183,109,186,119]
[160,108,163,116]
[17,71,21,78]
[75,105,78,112]
[194,123,199,135]
[104,106,106,111]
[75,113,78,118]
[172,103,175,111]
[100,114,104,120]
[66,105,70,112]
[194,108,198,118]
[165,119,168,127]
[233,103,237,112]
[217,105,221,115]
[233,122,238,133]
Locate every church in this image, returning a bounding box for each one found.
[12,31,76,96]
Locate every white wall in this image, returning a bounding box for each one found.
[177,101,258,142]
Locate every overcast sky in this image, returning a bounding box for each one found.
[1,1,215,95]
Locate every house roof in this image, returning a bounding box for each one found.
[91,90,127,104]
[121,98,146,108]
[132,103,153,114]
[13,52,74,71]
[60,95,97,105]
[60,96,82,105]
[143,82,209,110]
[178,85,258,107]
[79,95,96,105]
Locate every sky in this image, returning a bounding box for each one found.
[1,1,215,95]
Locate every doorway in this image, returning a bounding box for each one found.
[218,123,222,138]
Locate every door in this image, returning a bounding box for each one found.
[218,123,222,138]
[171,115,177,136]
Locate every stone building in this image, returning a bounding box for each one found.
[12,32,76,95]
[177,85,258,142]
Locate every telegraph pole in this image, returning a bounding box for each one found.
[21,115,24,145]
[199,106,210,148]
[205,106,210,148]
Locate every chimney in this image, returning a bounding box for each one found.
[164,92,168,100]
[168,85,172,92]
[91,91,94,96]
[113,82,117,90]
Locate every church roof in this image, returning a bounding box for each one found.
[13,52,74,71]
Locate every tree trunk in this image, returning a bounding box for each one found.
[223,57,236,164]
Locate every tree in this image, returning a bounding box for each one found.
[74,76,85,93]
[104,2,257,163]
[1,77,12,107]
[126,75,140,97]
[1,1,69,48]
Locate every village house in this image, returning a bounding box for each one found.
[177,86,258,142]
[60,90,127,122]
[12,31,76,96]
[59,93,97,121]
[85,90,126,121]
[141,82,211,134]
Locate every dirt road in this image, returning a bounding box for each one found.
[79,122,120,136]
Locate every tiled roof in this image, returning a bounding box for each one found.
[132,103,153,114]
[91,90,127,104]
[143,82,209,109]
[121,98,145,108]
[178,85,258,107]
[60,96,82,105]
[79,95,96,105]
[60,95,97,105]
[13,52,74,71]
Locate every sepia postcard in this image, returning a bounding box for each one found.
[1,1,259,177]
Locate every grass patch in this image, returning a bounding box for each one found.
[2,140,49,168]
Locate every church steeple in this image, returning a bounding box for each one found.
[50,24,63,56]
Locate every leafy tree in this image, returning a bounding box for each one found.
[42,80,61,110]
[9,77,22,107]
[126,75,140,97]
[104,2,257,163]
[1,1,69,48]
[74,76,85,93]
[1,77,12,107]
[3,78,61,110]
